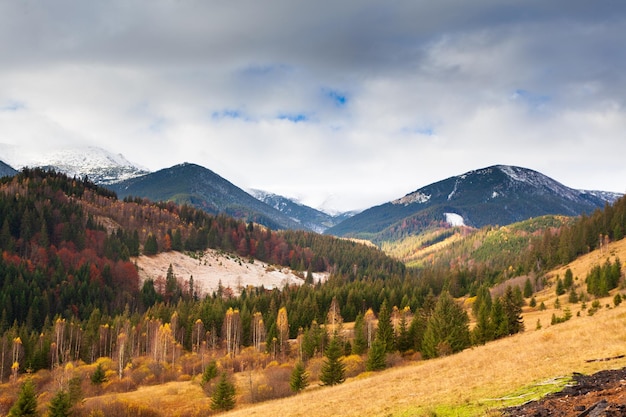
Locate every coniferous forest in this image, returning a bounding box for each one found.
[0,168,625,415]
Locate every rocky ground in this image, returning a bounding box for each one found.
[502,367,626,416]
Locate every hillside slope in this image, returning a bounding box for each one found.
[110,162,305,230]
[327,165,620,242]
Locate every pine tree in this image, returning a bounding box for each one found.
[210,372,236,411]
[365,338,386,371]
[201,361,219,387]
[91,363,106,385]
[523,278,533,298]
[8,378,39,417]
[352,313,367,355]
[376,300,395,353]
[290,361,309,393]
[48,390,71,417]
[502,286,524,335]
[422,291,470,359]
[320,335,345,386]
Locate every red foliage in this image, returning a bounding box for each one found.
[113,260,139,292]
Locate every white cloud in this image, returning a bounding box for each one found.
[1,1,625,210]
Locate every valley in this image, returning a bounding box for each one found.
[0,164,624,417]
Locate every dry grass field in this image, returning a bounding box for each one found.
[83,239,626,417]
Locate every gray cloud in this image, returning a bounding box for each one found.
[1,1,625,210]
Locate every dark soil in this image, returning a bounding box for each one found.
[502,368,626,416]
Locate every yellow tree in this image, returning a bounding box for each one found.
[223,308,242,358]
[276,307,289,357]
[252,312,265,352]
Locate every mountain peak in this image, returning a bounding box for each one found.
[327,164,621,242]
[0,144,149,185]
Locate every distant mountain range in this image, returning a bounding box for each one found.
[109,162,322,231]
[248,189,354,233]
[1,144,622,241]
[326,165,622,242]
[0,144,149,184]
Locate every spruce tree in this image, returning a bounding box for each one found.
[365,338,386,371]
[48,390,71,417]
[376,300,395,353]
[422,291,470,359]
[90,363,106,385]
[290,361,309,393]
[8,378,39,417]
[352,313,367,355]
[201,361,219,387]
[320,335,345,386]
[210,373,236,411]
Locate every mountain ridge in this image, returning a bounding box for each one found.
[109,162,307,231]
[326,164,622,242]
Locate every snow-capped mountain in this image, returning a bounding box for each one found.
[249,189,350,233]
[326,165,623,242]
[0,144,149,185]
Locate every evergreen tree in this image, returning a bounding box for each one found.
[143,234,158,255]
[210,373,236,411]
[352,313,367,355]
[48,390,71,417]
[290,361,309,394]
[395,309,411,353]
[365,338,386,371]
[320,335,345,386]
[408,309,427,352]
[90,363,106,385]
[201,361,219,387]
[8,378,39,417]
[523,278,533,298]
[502,286,524,335]
[422,291,470,359]
[376,300,395,353]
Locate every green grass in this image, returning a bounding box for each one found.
[393,376,572,417]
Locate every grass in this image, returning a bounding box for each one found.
[73,239,626,417]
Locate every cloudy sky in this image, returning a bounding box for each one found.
[1,1,625,211]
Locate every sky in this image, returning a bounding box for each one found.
[1,1,625,212]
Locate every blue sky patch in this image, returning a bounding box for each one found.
[212,109,245,120]
[277,113,308,123]
[324,89,348,107]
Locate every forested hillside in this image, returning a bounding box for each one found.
[1,169,624,416]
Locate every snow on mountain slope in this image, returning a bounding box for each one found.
[0,143,149,184]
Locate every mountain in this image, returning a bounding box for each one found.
[0,160,17,178]
[249,189,353,233]
[326,164,622,242]
[0,144,149,184]
[110,163,306,230]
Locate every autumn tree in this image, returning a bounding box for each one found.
[276,307,289,357]
[223,308,242,358]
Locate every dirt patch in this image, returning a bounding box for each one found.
[134,250,328,296]
[503,368,626,416]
